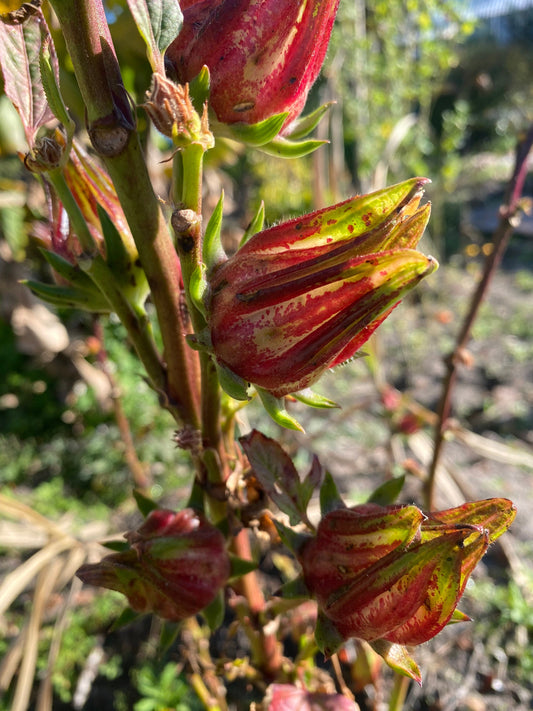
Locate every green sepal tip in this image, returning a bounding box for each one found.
[188,65,210,115]
[219,112,289,147]
[215,361,251,401]
[258,136,328,159]
[240,200,265,247]
[201,588,225,631]
[188,263,209,319]
[256,388,304,432]
[369,639,422,686]
[293,388,340,409]
[284,101,334,141]
[203,192,227,274]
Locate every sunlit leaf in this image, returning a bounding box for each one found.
[126,0,182,72]
[0,9,55,145]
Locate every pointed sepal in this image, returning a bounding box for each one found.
[240,200,265,248]
[284,102,335,141]
[369,639,422,685]
[293,388,340,409]
[256,387,304,432]
[319,471,345,516]
[203,192,226,274]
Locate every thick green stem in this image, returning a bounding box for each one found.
[50,0,201,428]
[172,144,228,479]
[47,169,168,398]
[388,672,409,711]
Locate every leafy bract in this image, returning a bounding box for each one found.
[240,430,322,525]
[127,0,183,72]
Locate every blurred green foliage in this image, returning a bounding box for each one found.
[133,662,203,711]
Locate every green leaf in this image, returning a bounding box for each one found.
[314,611,345,658]
[277,575,310,600]
[272,519,311,554]
[97,205,149,308]
[240,430,314,526]
[319,471,345,516]
[201,589,225,631]
[109,606,142,631]
[98,205,129,273]
[39,248,95,288]
[228,554,258,580]
[367,475,405,506]
[133,489,159,517]
[23,279,111,312]
[298,455,324,513]
[102,539,130,552]
[126,0,183,71]
[158,621,181,655]
[39,33,73,135]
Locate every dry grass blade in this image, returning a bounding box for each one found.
[0,493,67,536]
[408,430,469,505]
[452,426,533,469]
[11,557,64,711]
[36,574,84,711]
[54,544,87,591]
[0,537,75,616]
[0,626,26,692]
[0,520,49,549]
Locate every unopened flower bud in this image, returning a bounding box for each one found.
[77,508,230,621]
[300,499,515,654]
[167,0,339,131]
[144,73,213,149]
[207,179,436,398]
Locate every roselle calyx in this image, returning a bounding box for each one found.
[298,499,516,655]
[77,508,230,622]
[166,0,340,131]
[207,178,436,398]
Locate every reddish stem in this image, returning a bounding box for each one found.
[426,125,533,509]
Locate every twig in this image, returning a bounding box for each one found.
[425,124,533,510]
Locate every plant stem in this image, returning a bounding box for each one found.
[425,124,533,509]
[388,672,409,711]
[231,529,284,678]
[171,145,229,481]
[50,0,201,429]
[47,169,170,406]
